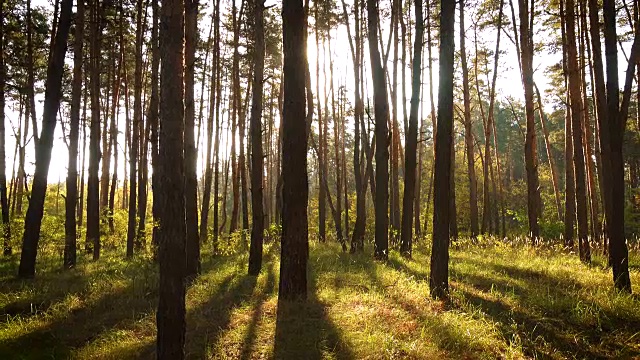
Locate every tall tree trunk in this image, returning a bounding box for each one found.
[315,3,326,243]
[571,0,592,259]
[366,0,389,260]
[156,0,187,355]
[212,0,222,251]
[26,0,39,148]
[429,0,454,299]
[127,0,143,258]
[459,0,478,239]
[534,84,562,221]
[518,0,540,241]
[140,0,159,245]
[400,0,423,257]
[340,0,365,252]
[279,0,309,300]
[229,0,243,234]
[184,0,200,279]
[0,0,11,256]
[86,0,102,261]
[64,0,84,268]
[248,0,265,276]
[328,35,343,246]
[390,0,400,236]
[199,12,216,247]
[18,0,73,278]
[603,0,632,292]
[580,3,601,243]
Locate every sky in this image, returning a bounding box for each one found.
[5,0,635,187]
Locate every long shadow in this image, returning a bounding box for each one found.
[273,249,357,360]
[362,259,505,358]
[1,254,155,324]
[386,252,640,359]
[0,275,157,359]
[183,273,257,358]
[452,286,618,359]
[456,258,640,330]
[184,244,280,358]
[239,263,277,360]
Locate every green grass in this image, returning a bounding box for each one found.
[1,239,639,359]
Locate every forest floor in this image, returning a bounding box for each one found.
[1,238,640,359]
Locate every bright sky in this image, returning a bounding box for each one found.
[5,0,634,186]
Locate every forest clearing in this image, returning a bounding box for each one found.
[2,241,639,359]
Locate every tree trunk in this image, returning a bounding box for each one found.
[459,0,478,239]
[64,0,84,268]
[390,0,401,237]
[400,0,423,257]
[518,0,540,241]
[430,0,454,299]
[18,0,73,278]
[86,0,102,261]
[602,0,632,292]
[212,0,222,251]
[156,0,187,355]
[0,0,11,256]
[184,0,200,279]
[141,0,160,247]
[127,0,143,258]
[199,11,217,247]
[279,0,308,300]
[366,0,389,260]
[248,0,265,276]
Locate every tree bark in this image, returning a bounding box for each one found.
[18,0,73,278]
[184,0,200,279]
[249,0,265,276]
[400,0,423,257]
[0,0,11,256]
[603,0,632,292]
[518,0,540,241]
[279,0,309,300]
[366,0,389,260]
[156,0,187,355]
[64,0,84,269]
[86,0,102,261]
[459,0,478,239]
[429,0,454,299]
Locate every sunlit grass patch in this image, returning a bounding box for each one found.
[0,237,638,359]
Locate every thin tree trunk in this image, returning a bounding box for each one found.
[64,0,83,268]
[0,0,11,256]
[184,0,200,279]
[400,0,423,257]
[459,0,478,239]
[86,0,103,261]
[534,84,562,221]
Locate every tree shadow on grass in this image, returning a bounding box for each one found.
[238,263,277,360]
[273,298,354,360]
[273,251,356,360]
[385,252,640,359]
[0,276,157,359]
[183,244,281,359]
